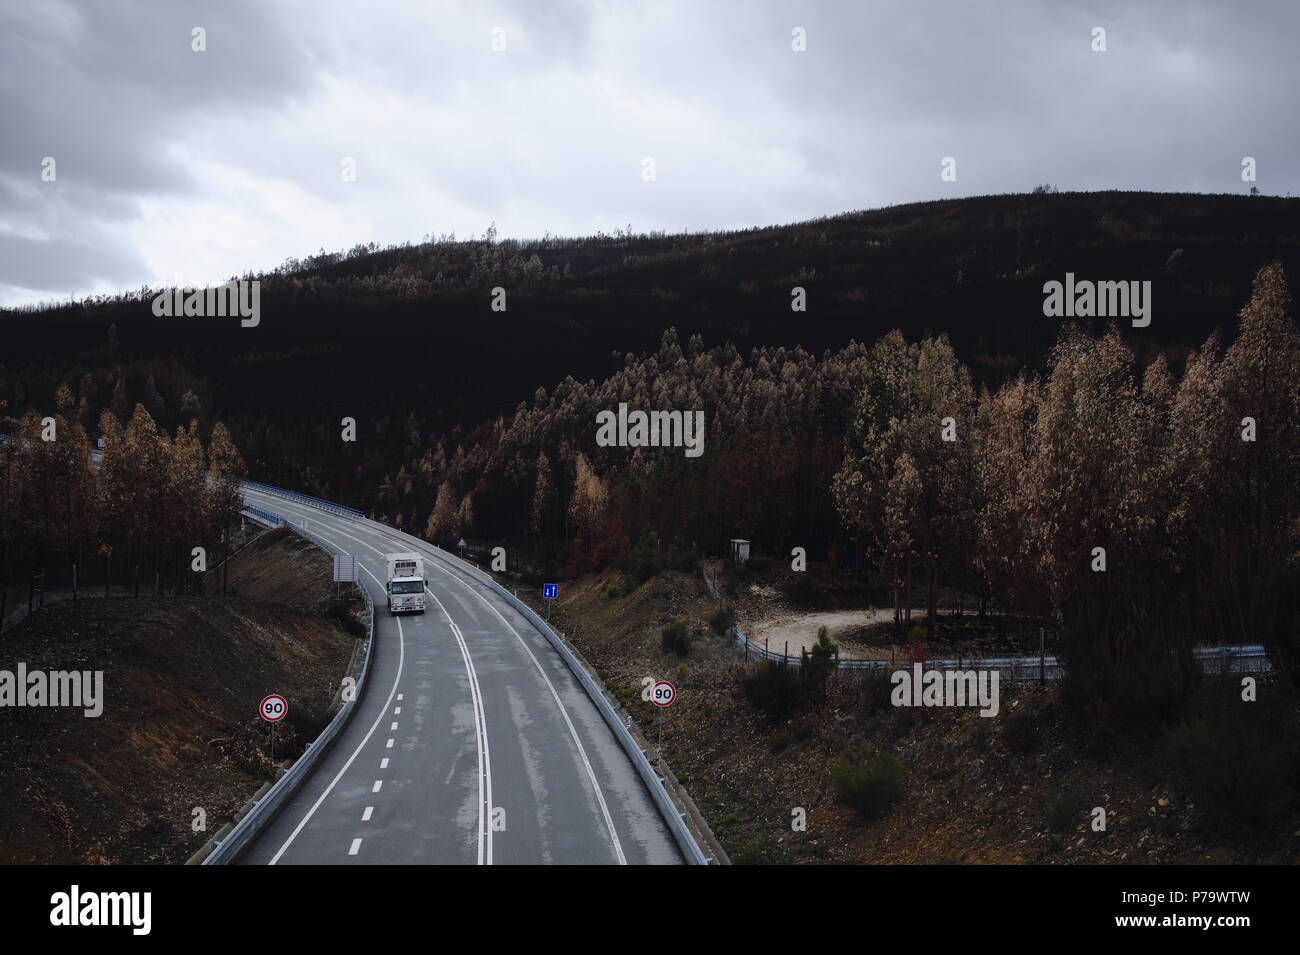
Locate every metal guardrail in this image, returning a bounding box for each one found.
[702,564,1272,679]
[242,505,284,527]
[241,479,365,519]
[202,506,375,865]
[241,480,715,865]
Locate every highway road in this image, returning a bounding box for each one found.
[236,486,682,865]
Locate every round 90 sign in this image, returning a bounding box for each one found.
[260,694,288,723]
[651,681,676,707]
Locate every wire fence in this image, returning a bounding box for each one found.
[701,562,1271,680]
[1,518,265,634]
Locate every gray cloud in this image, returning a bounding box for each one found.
[1,0,1296,306]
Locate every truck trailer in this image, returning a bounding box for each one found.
[385,552,426,614]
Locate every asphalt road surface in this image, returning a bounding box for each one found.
[236,486,682,865]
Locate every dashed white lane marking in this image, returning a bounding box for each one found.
[380,758,389,769]
[362,807,374,822]
[240,495,488,866]
[386,738,394,748]
[349,838,362,856]
[372,780,383,793]
[394,706,401,715]
[267,562,406,866]
[391,722,399,730]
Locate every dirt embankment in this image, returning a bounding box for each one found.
[530,566,1300,865]
[0,527,358,864]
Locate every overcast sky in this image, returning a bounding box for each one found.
[1,0,1296,307]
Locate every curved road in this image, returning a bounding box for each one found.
[236,486,681,865]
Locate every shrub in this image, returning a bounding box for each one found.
[744,554,772,574]
[742,660,804,719]
[709,603,736,636]
[675,662,689,684]
[1002,706,1040,754]
[1165,713,1293,828]
[1257,565,1300,693]
[791,718,817,742]
[665,543,696,573]
[1059,603,1199,729]
[1045,786,1089,833]
[801,625,838,695]
[660,619,691,657]
[966,716,993,754]
[605,583,619,599]
[326,596,367,638]
[784,572,822,608]
[624,527,663,582]
[861,666,896,714]
[730,837,766,865]
[830,747,907,821]
[903,626,926,664]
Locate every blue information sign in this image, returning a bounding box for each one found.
[543,583,558,599]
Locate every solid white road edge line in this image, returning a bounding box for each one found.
[267,560,405,865]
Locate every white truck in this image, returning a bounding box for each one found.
[385,552,426,615]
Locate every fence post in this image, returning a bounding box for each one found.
[785,640,788,664]
[73,563,77,601]
[134,566,140,598]
[29,574,35,615]
[1038,628,1045,684]
[1,591,6,633]
[155,569,160,597]
[38,570,44,609]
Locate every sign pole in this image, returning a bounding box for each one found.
[650,680,675,768]
[260,693,287,762]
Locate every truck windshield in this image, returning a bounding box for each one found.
[391,581,423,595]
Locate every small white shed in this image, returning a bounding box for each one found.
[729,539,751,563]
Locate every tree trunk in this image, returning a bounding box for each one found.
[904,553,912,628]
[925,560,936,645]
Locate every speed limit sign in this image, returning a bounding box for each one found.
[651,681,676,708]
[260,694,288,722]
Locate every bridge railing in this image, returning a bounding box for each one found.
[241,479,365,519]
